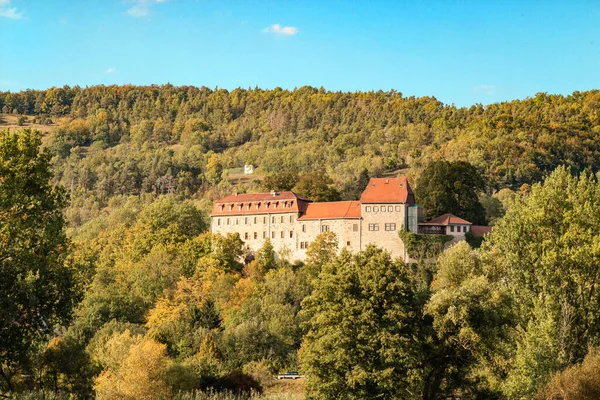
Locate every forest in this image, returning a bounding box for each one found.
[3,85,600,399]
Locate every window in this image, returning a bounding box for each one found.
[263,216,267,224]
[227,218,230,225]
[346,241,351,246]
[300,241,309,249]
[463,226,468,233]
[271,231,275,239]
[238,205,242,211]
[281,216,284,223]
[300,242,305,249]
[321,225,330,233]
[395,206,401,212]
[244,232,249,240]
[366,206,371,212]
[388,206,393,212]
[450,226,454,232]
[290,231,293,238]
[244,217,248,225]
[219,205,224,212]
[256,204,260,210]
[373,206,379,212]
[246,204,251,210]
[235,218,239,225]
[229,205,234,211]
[272,216,275,223]
[368,223,379,231]
[290,215,294,223]
[302,224,306,232]
[217,218,221,226]
[263,232,266,239]
[353,224,358,232]
[254,232,258,239]
[254,217,257,224]
[281,231,285,238]
[385,223,396,231]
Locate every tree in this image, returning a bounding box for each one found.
[292,170,341,202]
[299,246,422,399]
[540,347,600,400]
[483,167,600,398]
[416,160,487,225]
[94,332,170,400]
[423,241,514,399]
[305,231,338,277]
[262,169,299,191]
[0,129,76,392]
[191,298,222,330]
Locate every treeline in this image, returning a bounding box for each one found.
[2,85,600,200]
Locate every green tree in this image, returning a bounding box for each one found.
[304,231,338,277]
[299,246,422,399]
[292,170,341,202]
[416,160,487,225]
[0,129,76,392]
[483,167,600,398]
[262,169,299,192]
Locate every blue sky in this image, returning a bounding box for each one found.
[1,0,599,107]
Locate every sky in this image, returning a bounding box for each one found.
[0,0,599,107]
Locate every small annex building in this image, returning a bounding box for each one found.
[210,177,490,262]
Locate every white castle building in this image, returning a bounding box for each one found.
[210,177,485,262]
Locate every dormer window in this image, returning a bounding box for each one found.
[229,204,234,211]
[265,202,270,210]
[289,201,294,208]
[274,202,278,209]
[238,204,242,211]
[246,204,251,210]
[256,203,260,210]
[219,205,224,212]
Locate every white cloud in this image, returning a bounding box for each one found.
[472,84,497,95]
[0,0,24,19]
[125,0,168,18]
[105,68,116,73]
[261,23,298,36]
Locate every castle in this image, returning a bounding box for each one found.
[210,177,484,262]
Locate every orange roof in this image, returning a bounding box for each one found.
[471,225,492,237]
[211,191,311,216]
[419,213,472,226]
[359,177,414,204]
[299,201,361,220]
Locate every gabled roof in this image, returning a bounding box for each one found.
[471,225,492,237]
[418,213,472,226]
[210,191,311,216]
[359,177,414,204]
[299,201,361,220]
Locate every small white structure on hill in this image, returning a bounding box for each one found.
[244,164,254,174]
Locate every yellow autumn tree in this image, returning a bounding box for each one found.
[94,333,171,400]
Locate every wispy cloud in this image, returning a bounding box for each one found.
[0,0,24,19]
[472,84,497,95]
[105,68,117,73]
[125,0,168,18]
[261,23,299,36]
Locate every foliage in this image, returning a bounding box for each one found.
[292,170,340,202]
[0,129,77,392]
[539,347,600,400]
[398,228,452,264]
[299,246,422,399]
[483,167,600,398]
[416,160,487,224]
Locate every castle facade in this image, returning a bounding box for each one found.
[210,177,474,262]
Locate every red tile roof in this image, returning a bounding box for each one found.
[299,201,361,220]
[471,225,492,237]
[418,213,472,226]
[359,177,414,204]
[211,191,311,216]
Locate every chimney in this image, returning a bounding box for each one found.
[271,190,278,197]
